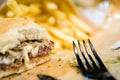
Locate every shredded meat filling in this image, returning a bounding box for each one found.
[0,40,54,70]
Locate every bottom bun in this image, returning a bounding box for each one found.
[0,55,50,78]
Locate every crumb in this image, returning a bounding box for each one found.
[8,77,12,80]
[28,72,34,75]
[47,65,51,68]
[68,57,77,67]
[24,17,28,20]
[58,58,61,61]
[59,64,61,66]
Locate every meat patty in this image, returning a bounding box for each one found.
[0,40,54,70]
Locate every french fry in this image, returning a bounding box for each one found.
[6,11,15,17]
[19,4,30,15]
[48,10,69,27]
[57,20,74,36]
[7,0,23,16]
[61,27,74,37]
[55,0,73,15]
[29,3,41,16]
[69,23,89,40]
[52,10,67,20]
[69,14,92,35]
[47,16,56,25]
[43,1,58,11]
[56,20,70,29]
[48,27,75,44]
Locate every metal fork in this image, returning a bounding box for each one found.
[0,0,7,10]
[72,39,116,80]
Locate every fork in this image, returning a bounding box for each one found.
[72,39,116,80]
[0,0,7,10]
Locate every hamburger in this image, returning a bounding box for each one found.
[0,18,54,78]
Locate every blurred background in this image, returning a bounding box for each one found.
[73,0,120,26]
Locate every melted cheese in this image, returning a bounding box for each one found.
[31,46,39,57]
[22,47,30,68]
[22,44,39,68]
[0,56,14,64]
[0,40,50,66]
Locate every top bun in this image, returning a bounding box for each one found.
[0,18,46,53]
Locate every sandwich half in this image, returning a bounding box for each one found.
[0,18,54,78]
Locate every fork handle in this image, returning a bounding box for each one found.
[98,72,116,80]
[104,76,116,80]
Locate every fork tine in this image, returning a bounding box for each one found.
[72,41,87,74]
[77,40,93,72]
[83,40,99,71]
[88,39,107,71]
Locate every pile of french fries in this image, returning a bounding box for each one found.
[0,0,92,52]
